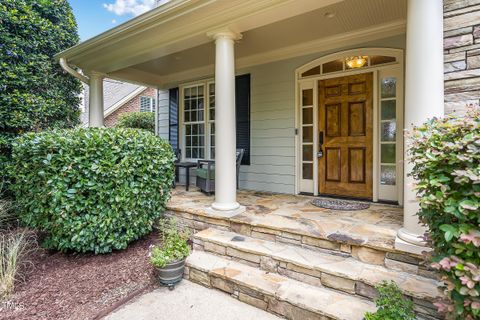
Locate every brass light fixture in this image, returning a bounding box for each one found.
[345,56,368,69]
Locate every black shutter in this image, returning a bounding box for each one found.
[168,88,179,152]
[235,74,251,165]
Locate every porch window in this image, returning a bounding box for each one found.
[380,77,397,186]
[208,83,215,159]
[140,96,155,112]
[300,55,397,79]
[180,75,251,164]
[183,85,205,159]
[301,87,314,180]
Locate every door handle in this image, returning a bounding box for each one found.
[317,131,324,158]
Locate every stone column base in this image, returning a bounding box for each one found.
[395,232,432,256]
[206,205,246,218]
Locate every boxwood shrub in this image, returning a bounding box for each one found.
[409,107,480,319]
[9,128,175,253]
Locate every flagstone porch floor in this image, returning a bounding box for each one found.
[167,187,404,254]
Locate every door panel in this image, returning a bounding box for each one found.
[318,73,373,199]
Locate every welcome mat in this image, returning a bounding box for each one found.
[311,198,370,211]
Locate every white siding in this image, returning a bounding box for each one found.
[157,90,169,140]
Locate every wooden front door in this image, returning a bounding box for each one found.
[318,73,373,199]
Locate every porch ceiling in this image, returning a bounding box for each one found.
[57,0,406,88]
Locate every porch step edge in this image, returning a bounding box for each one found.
[193,228,443,304]
[186,250,376,320]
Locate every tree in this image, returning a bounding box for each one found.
[0,0,82,176]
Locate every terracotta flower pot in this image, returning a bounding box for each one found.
[156,258,186,287]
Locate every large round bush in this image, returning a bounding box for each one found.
[10,128,175,253]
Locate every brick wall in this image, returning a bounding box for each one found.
[104,87,157,127]
[444,0,480,114]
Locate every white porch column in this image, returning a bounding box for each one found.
[89,71,104,127]
[395,0,444,254]
[209,30,242,211]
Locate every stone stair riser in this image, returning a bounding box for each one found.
[193,235,442,320]
[186,263,342,320]
[168,210,436,280]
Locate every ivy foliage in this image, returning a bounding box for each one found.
[0,0,82,174]
[9,128,175,254]
[117,112,155,133]
[409,107,480,319]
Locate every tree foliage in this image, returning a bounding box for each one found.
[9,128,175,254]
[409,107,480,319]
[0,0,82,177]
[117,112,155,133]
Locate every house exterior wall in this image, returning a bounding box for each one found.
[443,0,480,113]
[161,34,406,194]
[104,87,157,127]
[157,90,170,140]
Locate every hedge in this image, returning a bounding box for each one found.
[409,107,480,319]
[116,112,155,133]
[10,128,175,253]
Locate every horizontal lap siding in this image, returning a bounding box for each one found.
[157,90,169,140]
[238,60,297,194]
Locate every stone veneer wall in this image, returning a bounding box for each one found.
[444,0,480,114]
[104,87,157,127]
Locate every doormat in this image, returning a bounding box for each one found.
[311,198,370,211]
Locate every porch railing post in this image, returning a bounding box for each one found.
[395,0,444,254]
[209,30,242,211]
[89,71,105,127]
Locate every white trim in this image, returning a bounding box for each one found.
[104,86,146,117]
[295,48,404,202]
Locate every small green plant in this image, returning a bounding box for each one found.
[149,218,190,268]
[364,281,415,320]
[117,112,155,133]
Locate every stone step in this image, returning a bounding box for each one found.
[193,228,442,318]
[169,206,431,274]
[186,250,376,320]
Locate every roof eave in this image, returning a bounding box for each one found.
[54,0,202,61]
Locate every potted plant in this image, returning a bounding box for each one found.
[149,218,191,288]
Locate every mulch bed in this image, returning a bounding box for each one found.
[1,231,160,320]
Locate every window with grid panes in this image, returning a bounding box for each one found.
[183,85,205,159]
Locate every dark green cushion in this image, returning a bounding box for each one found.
[196,168,215,180]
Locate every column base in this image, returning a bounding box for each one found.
[395,228,432,255]
[208,204,245,218]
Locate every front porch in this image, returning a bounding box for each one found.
[169,187,403,254]
[167,187,442,319]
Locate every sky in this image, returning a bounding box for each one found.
[68,0,162,41]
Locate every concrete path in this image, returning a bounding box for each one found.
[104,280,281,320]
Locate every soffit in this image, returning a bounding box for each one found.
[128,0,406,78]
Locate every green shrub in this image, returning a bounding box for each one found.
[9,128,175,254]
[409,107,480,319]
[149,218,191,268]
[117,112,155,133]
[364,281,415,320]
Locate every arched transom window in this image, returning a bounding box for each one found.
[298,49,402,79]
